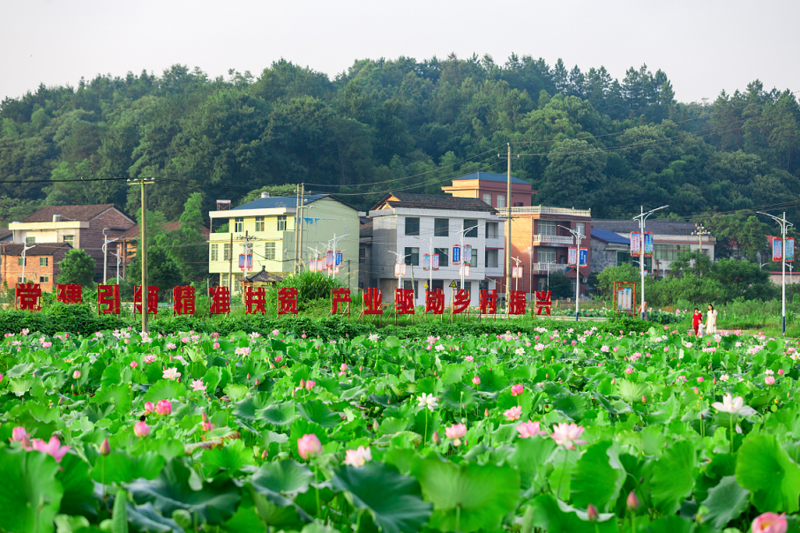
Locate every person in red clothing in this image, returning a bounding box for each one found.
[692,308,703,336]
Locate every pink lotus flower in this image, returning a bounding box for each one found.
[344,446,372,467]
[778,369,784,375]
[625,367,634,375]
[504,406,522,421]
[472,376,480,385]
[201,413,214,431]
[752,512,787,533]
[191,379,207,393]
[11,427,28,442]
[340,363,348,372]
[130,361,138,369]
[31,436,70,462]
[275,355,282,363]
[144,355,156,363]
[155,400,172,415]
[516,421,547,439]
[305,380,315,390]
[72,370,81,379]
[213,342,220,349]
[162,367,181,380]
[298,434,322,459]
[144,401,156,414]
[765,376,776,385]
[697,377,704,383]
[445,423,467,446]
[510,384,524,396]
[134,421,149,437]
[550,422,587,450]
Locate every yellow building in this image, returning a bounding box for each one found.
[208,193,360,292]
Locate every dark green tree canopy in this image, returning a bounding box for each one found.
[57,249,96,287]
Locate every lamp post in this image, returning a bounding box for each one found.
[757,211,793,335]
[454,223,481,291]
[413,235,435,294]
[21,243,36,284]
[632,205,668,320]
[388,250,411,289]
[102,228,121,284]
[557,225,584,321]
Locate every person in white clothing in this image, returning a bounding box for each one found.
[706,304,718,335]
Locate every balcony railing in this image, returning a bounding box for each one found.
[532,263,568,273]
[532,234,575,245]
[496,206,592,217]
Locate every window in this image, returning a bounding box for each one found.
[211,244,219,261]
[485,249,499,268]
[223,243,231,261]
[435,247,449,267]
[538,221,556,236]
[405,217,420,236]
[434,218,449,237]
[234,218,244,232]
[576,222,585,238]
[277,216,287,231]
[538,248,556,264]
[39,276,49,283]
[485,222,499,239]
[464,219,478,238]
[265,242,276,260]
[616,251,630,266]
[25,236,35,244]
[17,257,26,266]
[432,280,444,291]
[497,195,506,208]
[255,217,265,232]
[359,247,366,263]
[470,248,478,267]
[18,276,26,283]
[655,244,684,261]
[404,247,419,266]
[403,280,419,300]
[63,235,74,246]
[482,193,492,205]
[39,257,48,267]
[221,273,229,287]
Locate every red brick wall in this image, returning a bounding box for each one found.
[78,208,135,281]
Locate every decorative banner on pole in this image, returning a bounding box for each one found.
[787,237,795,263]
[630,232,641,254]
[238,254,252,271]
[579,247,588,267]
[316,259,324,272]
[463,245,472,265]
[644,232,654,257]
[452,245,461,264]
[422,254,430,271]
[309,259,316,272]
[432,254,440,270]
[459,264,470,277]
[774,238,783,262]
[326,250,334,267]
[335,251,343,266]
[512,267,519,278]
[394,263,407,276]
[568,247,577,266]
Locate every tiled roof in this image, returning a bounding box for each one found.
[592,219,713,237]
[233,194,327,210]
[1,242,73,256]
[21,204,128,223]
[591,228,630,245]
[118,222,210,241]
[244,267,284,283]
[0,228,11,241]
[453,171,530,185]
[374,193,496,213]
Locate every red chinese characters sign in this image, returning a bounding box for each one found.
[208,287,231,315]
[394,288,415,315]
[244,286,267,315]
[535,290,552,316]
[452,288,470,314]
[331,289,351,315]
[425,289,444,315]
[362,288,383,315]
[480,289,497,315]
[509,290,527,315]
[173,286,195,315]
[97,285,120,315]
[15,283,42,311]
[134,286,159,315]
[278,287,299,315]
[56,284,82,305]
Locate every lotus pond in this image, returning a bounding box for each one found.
[1,325,800,533]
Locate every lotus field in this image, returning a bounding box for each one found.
[2,325,800,533]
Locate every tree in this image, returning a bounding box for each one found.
[127,247,183,296]
[167,192,208,282]
[596,263,639,299]
[57,249,96,287]
[547,272,574,299]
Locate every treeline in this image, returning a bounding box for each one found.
[1,54,799,230]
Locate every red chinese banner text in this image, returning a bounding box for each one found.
[97,284,120,315]
[56,284,82,305]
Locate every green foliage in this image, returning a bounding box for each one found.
[127,247,183,296]
[58,249,97,287]
[547,272,574,300]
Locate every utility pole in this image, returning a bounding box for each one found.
[128,177,155,333]
[692,223,710,253]
[633,205,668,321]
[102,228,120,284]
[498,144,518,312]
[228,233,233,294]
[298,183,305,272]
[558,225,585,321]
[21,243,36,284]
[512,256,522,291]
[758,211,793,335]
[294,184,301,273]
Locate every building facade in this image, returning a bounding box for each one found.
[369,192,505,306]
[208,193,360,292]
[7,205,135,282]
[0,242,72,291]
[590,229,631,273]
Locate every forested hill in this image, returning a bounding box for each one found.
[1,54,799,226]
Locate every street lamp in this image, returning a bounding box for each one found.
[557,224,584,321]
[632,205,668,320]
[757,211,793,335]
[102,228,121,284]
[21,243,36,284]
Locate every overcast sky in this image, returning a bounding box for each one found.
[2,0,798,104]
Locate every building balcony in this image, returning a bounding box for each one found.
[532,234,575,245]
[532,263,568,273]
[496,206,592,217]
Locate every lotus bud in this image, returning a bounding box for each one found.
[587,504,599,522]
[626,491,639,510]
[432,431,440,444]
[100,437,111,456]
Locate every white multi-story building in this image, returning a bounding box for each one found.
[369,193,505,306]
